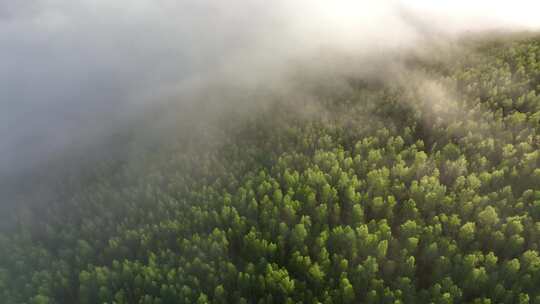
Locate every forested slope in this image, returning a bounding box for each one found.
[2,36,540,303]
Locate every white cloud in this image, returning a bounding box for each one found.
[0,0,539,175]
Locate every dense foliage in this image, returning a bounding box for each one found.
[2,36,540,303]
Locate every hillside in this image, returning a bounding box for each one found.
[2,36,540,303]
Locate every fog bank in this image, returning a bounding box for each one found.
[1,0,539,179]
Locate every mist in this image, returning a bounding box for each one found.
[1,0,540,181]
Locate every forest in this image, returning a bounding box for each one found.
[2,35,540,303]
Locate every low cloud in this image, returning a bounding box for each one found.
[1,0,539,178]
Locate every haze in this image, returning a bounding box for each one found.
[1,0,539,179]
